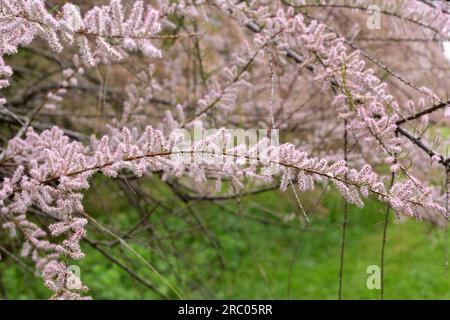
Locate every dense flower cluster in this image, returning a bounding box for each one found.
[0,0,449,299]
[289,0,450,37]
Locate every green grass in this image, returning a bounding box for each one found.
[1,186,449,300]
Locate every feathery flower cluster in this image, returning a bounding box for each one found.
[0,201,89,299]
[182,39,262,125]
[290,0,450,37]
[118,64,162,127]
[43,260,90,300]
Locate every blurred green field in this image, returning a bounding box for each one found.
[1,183,449,300]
